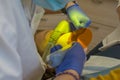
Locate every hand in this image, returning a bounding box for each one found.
[66,3,91,29]
[47,44,68,68]
[47,42,86,75]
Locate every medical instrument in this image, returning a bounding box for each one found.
[42,20,70,62]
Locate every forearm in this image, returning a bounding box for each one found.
[44,1,75,14]
[54,70,80,80]
[117,0,120,20]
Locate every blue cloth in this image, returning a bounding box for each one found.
[33,0,73,11]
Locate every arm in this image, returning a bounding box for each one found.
[0,2,22,80]
[54,70,79,80]
[44,1,75,14]
[48,42,86,80]
[33,0,91,28]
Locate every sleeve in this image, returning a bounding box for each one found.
[0,17,22,80]
[33,0,74,11]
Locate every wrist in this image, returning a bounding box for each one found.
[55,69,80,80]
[61,1,77,14]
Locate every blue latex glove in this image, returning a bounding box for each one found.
[66,3,91,29]
[47,42,86,75]
[47,45,67,67]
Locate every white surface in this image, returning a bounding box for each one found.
[0,0,45,80]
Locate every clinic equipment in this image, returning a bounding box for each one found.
[42,20,70,62]
[47,28,92,67]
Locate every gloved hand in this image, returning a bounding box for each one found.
[47,42,86,75]
[47,44,70,68]
[66,3,91,29]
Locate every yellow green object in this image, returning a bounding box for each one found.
[56,28,92,50]
[49,20,70,43]
[42,20,70,62]
[42,20,92,62]
[56,33,72,51]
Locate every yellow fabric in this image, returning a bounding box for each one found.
[90,68,120,80]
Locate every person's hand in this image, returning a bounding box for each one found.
[66,3,91,29]
[47,42,86,75]
[47,44,70,68]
